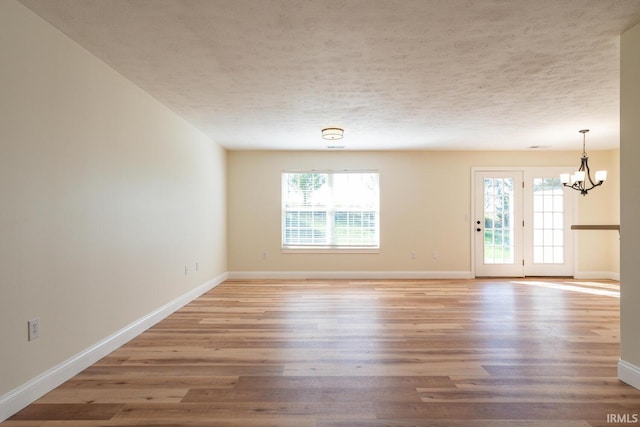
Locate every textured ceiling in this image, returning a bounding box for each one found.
[18,0,640,151]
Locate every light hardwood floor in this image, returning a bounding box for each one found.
[4,278,640,426]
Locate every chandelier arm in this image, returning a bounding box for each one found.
[563,180,603,195]
[582,156,607,192]
[582,156,597,188]
[561,156,596,195]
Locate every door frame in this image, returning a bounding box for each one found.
[470,167,577,278]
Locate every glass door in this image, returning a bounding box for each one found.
[474,171,524,277]
[523,169,575,276]
[473,168,575,277]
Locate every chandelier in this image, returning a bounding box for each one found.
[560,129,607,196]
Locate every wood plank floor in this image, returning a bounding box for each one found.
[4,278,640,426]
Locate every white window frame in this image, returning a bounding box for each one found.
[281,170,380,253]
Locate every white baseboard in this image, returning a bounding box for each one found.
[0,272,228,423]
[574,271,621,281]
[619,359,640,390]
[227,270,474,280]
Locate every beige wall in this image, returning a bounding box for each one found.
[228,149,618,277]
[0,1,227,397]
[573,148,621,276]
[620,22,640,374]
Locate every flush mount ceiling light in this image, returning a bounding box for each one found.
[321,127,344,140]
[560,129,607,196]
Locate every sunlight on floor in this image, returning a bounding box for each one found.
[511,280,620,298]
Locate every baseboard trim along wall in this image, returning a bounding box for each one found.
[227,271,475,280]
[0,272,228,423]
[573,271,620,281]
[619,359,640,390]
[228,270,621,281]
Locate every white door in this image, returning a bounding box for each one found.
[523,169,575,276]
[474,168,575,277]
[474,171,524,277]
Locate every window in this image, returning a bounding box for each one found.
[282,171,379,250]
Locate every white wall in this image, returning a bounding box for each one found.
[619,20,640,388]
[0,0,227,402]
[228,150,618,278]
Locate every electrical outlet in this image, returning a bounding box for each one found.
[28,318,40,341]
[184,265,189,275]
[262,252,268,260]
[432,251,439,260]
[410,251,416,259]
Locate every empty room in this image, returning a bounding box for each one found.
[2,0,640,425]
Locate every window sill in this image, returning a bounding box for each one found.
[282,247,380,254]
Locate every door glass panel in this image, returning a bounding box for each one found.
[483,178,514,264]
[532,177,564,264]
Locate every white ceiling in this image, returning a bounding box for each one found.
[19,0,640,151]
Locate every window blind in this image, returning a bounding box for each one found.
[281,171,380,249]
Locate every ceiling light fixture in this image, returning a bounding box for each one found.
[321,127,344,140]
[560,129,607,196]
